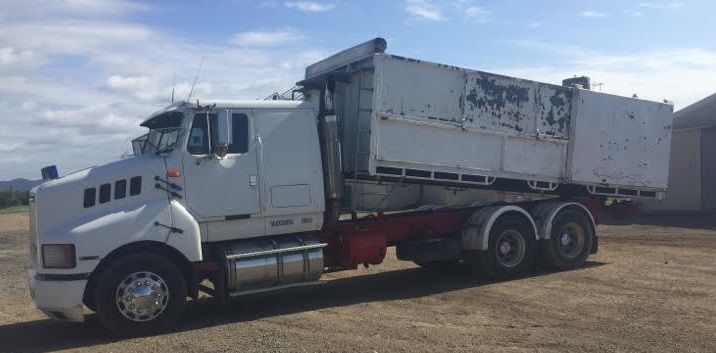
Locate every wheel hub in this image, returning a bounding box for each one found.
[556,222,586,259]
[495,230,526,268]
[499,241,512,255]
[116,271,169,322]
[560,232,572,246]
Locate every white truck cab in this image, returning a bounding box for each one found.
[28,100,325,326]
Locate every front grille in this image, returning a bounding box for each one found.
[28,194,38,268]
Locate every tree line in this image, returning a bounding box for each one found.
[0,188,30,209]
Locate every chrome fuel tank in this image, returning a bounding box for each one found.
[223,234,325,292]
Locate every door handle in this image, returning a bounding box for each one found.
[250,175,258,186]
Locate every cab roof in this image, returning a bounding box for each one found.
[140,99,313,127]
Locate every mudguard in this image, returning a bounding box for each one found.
[461,205,538,251]
[531,201,596,240]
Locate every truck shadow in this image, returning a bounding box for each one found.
[0,262,604,353]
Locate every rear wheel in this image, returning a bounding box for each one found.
[466,214,536,279]
[540,208,594,269]
[94,253,187,336]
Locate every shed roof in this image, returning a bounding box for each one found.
[673,93,716,130]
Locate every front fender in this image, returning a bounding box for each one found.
[167,200,202,262]
[42,198,172,274]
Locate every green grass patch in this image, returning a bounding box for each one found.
[0,205,29,214]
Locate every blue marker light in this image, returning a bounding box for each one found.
[41,165,59,180]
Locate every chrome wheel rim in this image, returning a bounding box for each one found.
[556,222,586,259]
[116,271,169,322]
[495,230,526,268]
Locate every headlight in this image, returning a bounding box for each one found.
[42,244,76,268]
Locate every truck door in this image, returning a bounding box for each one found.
[182,110,261,219]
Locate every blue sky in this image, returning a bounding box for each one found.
[0,0,714,180]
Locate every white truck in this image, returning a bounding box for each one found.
[26,38,673,335]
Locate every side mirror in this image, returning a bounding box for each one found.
[215,109,233,157]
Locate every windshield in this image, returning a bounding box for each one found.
[133,128,181,155]
[133,111,185,155]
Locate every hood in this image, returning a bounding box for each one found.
[33,156,168,235]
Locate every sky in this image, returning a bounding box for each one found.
[0,0,715,180]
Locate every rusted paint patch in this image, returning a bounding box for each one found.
[539,86,572,136]
[464,72,572,139]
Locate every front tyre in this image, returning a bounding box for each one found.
[94,253,187,336]
[467,214,536,279]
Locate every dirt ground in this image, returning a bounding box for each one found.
[0,211,714,353]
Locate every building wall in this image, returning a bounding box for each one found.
[643,128,702,212]
[700,127,716,211]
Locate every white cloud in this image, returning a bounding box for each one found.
[39,104,142,133]
[464,6,490,23]
[283,1,335,12]
[0,47,45,73]
[497,41,716,110]
[0,3,327,180]
[622,9,644,17]
[0,0,148,20]
[638,2,684,9]
[405,1,492,24]
[104,74,165,102]
[406,0,445,21]
[581,10,607,18]
[232,30,305,47]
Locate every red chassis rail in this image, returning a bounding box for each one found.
[318,196,604,270]
[319,208,474,269]
[192,198,604,273]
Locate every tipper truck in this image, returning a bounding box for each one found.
[26,38,674,335]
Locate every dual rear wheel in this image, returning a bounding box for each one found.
[417,208,594,279]
[465,214,536,279]
[540,208,594,270]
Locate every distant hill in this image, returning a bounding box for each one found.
[0,178,42,192]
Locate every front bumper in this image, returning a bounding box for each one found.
[27,269,87,322]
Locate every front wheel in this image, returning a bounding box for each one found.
[466,214,536,279]
[94,253,187,336]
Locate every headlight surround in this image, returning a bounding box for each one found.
[41,244,76,269]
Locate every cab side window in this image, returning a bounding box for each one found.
[229,113,249,154]
[187,114,209,155]
[188,113,249,155]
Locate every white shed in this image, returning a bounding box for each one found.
[644,93,716,212]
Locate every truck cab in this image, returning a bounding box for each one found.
[27,100,325,327]
[143,100,325,241]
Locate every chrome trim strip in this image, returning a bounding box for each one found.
[224,243,327,260]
